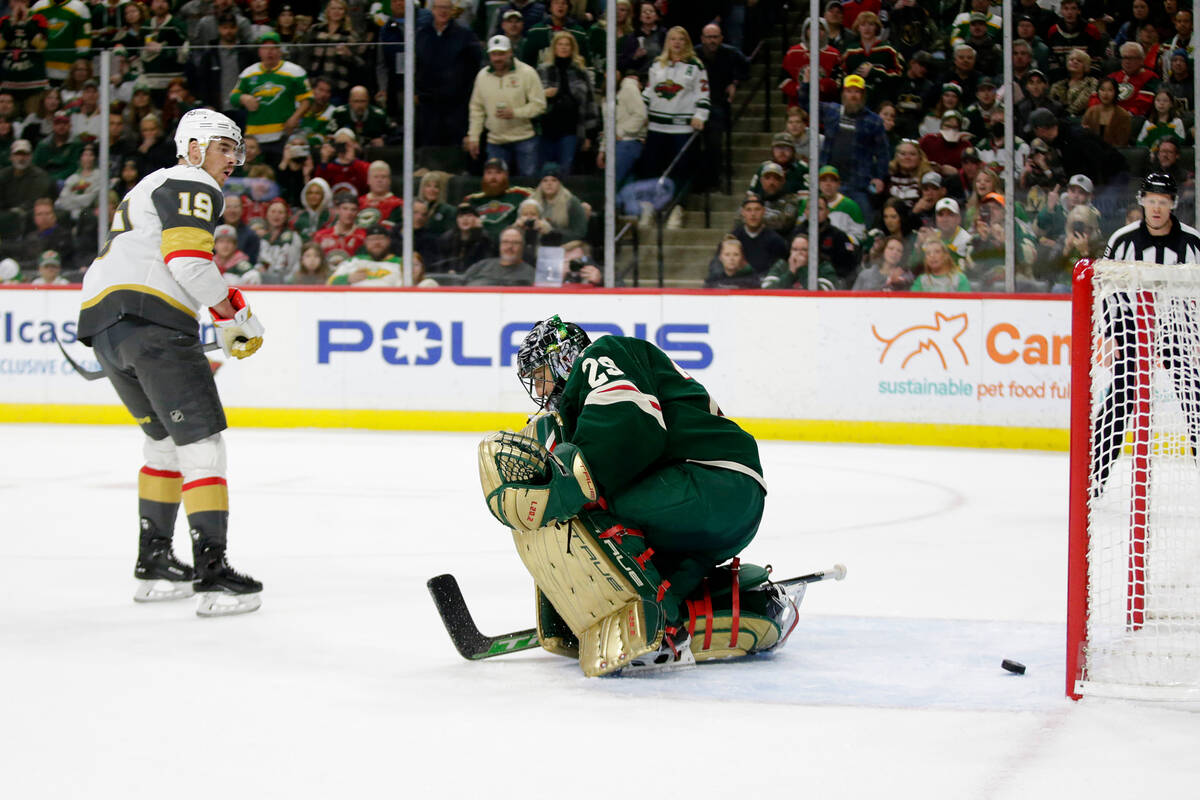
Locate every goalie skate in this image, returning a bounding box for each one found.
[619,630,697,676]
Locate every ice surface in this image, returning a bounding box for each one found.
[2,425,1197,798]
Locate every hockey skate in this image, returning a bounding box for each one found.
[133,539,195,603]
[193,545,262,617]
[620,628,697,675]
[755,579,804,652]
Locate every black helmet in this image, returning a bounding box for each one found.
[516,315,591,410]
[1139,171,1178,201]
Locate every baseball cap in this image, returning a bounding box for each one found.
[1029,108,1058,129]
[961,147,982,163]
[11,139,31,154]
[38,250,61,267]
[1030,137,1051,153]
[935,197,960,215]
[818,165,841,179]
[1026,68,1047,82]
[1068,174,1094,194]
[969,11,987,22]
[983,191,1005,206]
[502,9,523,20]
[365,223,390,237]
[257,31,281,44]
[761,162,786,178]
[52,110,71,122]
[772,132,796,148]
[333,191,358,206]
[456,202,479,217]
[214,224,238,240]
[484,156,509,172]
[921,171,942,187]
[488,34,513,52]
[977,76,997,90]
[843,74,866,90]
[941,82,963,96]
[0,257,18,281]
[83,78,99,89]
[741,193,764,207]
[332,127,357,143]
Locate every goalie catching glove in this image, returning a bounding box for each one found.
[478,432,598,533]
[209,287,265,359]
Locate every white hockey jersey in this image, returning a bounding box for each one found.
[642,57,710,135]
[78,165,230,344]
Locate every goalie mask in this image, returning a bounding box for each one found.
[517,315,591,410]
[174,108,246,167]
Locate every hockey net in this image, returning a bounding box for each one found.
[1067,259,1200,700]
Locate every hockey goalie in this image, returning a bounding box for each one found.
[477,315,806,676]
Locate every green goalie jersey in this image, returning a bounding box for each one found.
[556,335,765,499]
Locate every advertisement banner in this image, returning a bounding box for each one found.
[0,287,1072,445]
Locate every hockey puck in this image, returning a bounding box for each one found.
[1001,659,1026,675]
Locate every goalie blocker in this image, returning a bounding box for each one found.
[478,428,800,676]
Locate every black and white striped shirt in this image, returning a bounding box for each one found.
[1104,215,1200,264]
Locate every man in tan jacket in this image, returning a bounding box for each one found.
[464,34,547,177]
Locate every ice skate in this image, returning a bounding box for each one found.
[620,629,696,675]
[133,539,195,603]
[755,580,804,651]
[193,546,262,617]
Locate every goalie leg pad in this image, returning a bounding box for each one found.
[536,588,579,659]
[511,510,667,676]
[682,562,800,661]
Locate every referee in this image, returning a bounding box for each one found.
[1093,173,1200,492]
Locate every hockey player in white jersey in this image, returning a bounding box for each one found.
[76,109,266,617]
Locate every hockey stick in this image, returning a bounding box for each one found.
[426,574,540,660]
[427,564,847,661]
[57,339,220,381]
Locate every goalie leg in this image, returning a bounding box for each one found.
[607,463,766,626]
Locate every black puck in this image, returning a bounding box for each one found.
[1001,659,1026,675]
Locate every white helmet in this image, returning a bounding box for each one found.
[174,108,246,167]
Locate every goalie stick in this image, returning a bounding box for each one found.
[57,338,221,381]
[427,564,848,661]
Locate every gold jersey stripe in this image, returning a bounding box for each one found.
[139,472,183,504]
[161,226,215,259]
[80,284,197,317]
[182,482,229,514]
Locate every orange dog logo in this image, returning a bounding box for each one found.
[872,312,970,370]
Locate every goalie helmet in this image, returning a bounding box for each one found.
[517,315,591,410]
[1138,172,1178,206]
[174,108,246,167]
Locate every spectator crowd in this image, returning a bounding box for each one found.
[0,0,1192,293]
[706,0,1197,292]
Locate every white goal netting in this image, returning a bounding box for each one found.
[1078,261,1200,700]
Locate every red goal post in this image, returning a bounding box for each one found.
[1067,258,1200,701]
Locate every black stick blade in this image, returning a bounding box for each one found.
[426,574,540,660]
